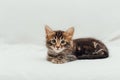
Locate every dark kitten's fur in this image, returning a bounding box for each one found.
[45,25,109,64]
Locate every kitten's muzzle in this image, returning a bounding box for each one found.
[56,46,60,49]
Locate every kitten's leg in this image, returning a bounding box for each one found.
[53,55,77,63]
[52,58,67,64]
[47,55,67,64]
[47,55,54,62]
[53,55,77,64]
[93,49,104,55]
[53,55,68,64]
[66,55,77,62]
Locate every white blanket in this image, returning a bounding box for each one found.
[0,39,120,80]
[0,0,120,79]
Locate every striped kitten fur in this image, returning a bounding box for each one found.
[45,25,109,64]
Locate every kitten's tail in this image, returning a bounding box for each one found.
[77,51,109,59]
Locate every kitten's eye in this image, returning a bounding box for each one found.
[61,40,66,44]
[51,39,56,44]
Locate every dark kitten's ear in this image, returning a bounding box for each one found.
[65,27,74,38]
[45,25,54,35]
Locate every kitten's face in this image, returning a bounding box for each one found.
[45,25,74,53]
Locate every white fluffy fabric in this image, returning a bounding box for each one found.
[0,41,120,80]
[0,0,120,79]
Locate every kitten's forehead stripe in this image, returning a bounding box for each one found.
[55,31,64,39]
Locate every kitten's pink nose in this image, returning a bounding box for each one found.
[56,46,60,49]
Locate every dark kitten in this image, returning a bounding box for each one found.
[45,25,109,64]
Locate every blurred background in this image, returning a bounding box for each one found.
[0,0,120,45]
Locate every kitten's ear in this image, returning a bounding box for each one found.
[45,25,54,35]
[65,27,74,38]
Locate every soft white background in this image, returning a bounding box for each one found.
[0,0,120,80]
[0,0,120,45]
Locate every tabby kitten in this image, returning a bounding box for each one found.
[45,25,109,64]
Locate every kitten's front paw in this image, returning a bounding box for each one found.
[66,55,77,61]
[51,59,67,64]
